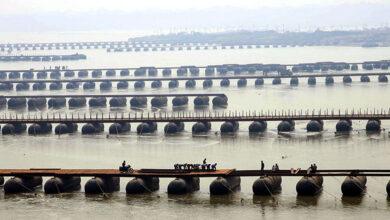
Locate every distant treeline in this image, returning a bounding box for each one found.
[129,29,390,47]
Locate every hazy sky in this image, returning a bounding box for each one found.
[1,0,388,14]
[0,0,389,32]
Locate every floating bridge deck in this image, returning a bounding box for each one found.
[0,169,389,177]
[0,113,388,124]
[0,72,388,84]
[0,93,225,99]
[0,60,381,72]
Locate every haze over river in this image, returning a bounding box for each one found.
[1,32,390,219]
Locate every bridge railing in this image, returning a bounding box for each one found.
[0,108,390,123]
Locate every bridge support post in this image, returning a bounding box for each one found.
[210,176,241,195]
[151,97,168,107]
[172,96,188,106]
[296,176,323,196]
[366,119,381,132]
[109,122,130,134]
[325,76,334,85]
[137,122,157,134]
[290,77,298,86]
[252,176,282,195]
[220,79,230,87]
[203,79,213,88]
[192,121,211,133]
[28,123,52,135]
[343,76,352,83]
[4,176,43,193]
[237,78,247,87]
[341,175,367,196]
[130,97,147,107]
[336,120,352,132]
[44,176,81,194]
[220,121,239,133]
[306,120,323,132]
[167,177,200,194]
[164,122,184,134]
[82,122,104,134]
[378,75,388,83]
[255,78,264,86]
[55,123,78,134]
[272,77,282,85]
[126,177,159,194]
[194,96,210,106]
[2,123,27,134]
[212,95,228,107]
[278,120,295,132]
[48,97,66,108]
[249,120,267,132]
[360,75,370,82]
[85,176,120,194]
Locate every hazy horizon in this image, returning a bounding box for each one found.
[0,1,389,33]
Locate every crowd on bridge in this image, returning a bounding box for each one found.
[174,158,217,171]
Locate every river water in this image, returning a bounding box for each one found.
[0,32,390,219]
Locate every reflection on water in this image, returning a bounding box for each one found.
[173,106,188,112]
[342,195,364,207]
[209,193,242,205]
[296,194,322,207]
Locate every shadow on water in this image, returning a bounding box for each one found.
[130,106,147,112]
[277,132,292,139]
[4,192,42,200]
[172,106,188,112]
[365,130,382,137]
[194,105,209,112]
[335,131,351,138]
[209,192,242,206]
[220,132,238,139]
[306,132,323,140]
[192,133,214,139]
[151,106,167,113]
[295,193,322,207]
[28,106,47,112]
[253,195,280,208]
[253,195,280,217]
[212,105,227,110]
[167,193,198,205]
[341,195,364,207]
[249,132,268,142]
[109,107,128,112]
[126,193,161,204]
[164,132,186,139]
[85,192,121,202]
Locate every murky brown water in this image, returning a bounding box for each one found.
[1,33,390,219]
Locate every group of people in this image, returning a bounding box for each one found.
[309,164,318,173]
[260,161,279,172]
[260,161,318,174]
[174,158,217,171]
[43,65,68,70]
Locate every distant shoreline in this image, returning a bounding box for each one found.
[129,29,390,48]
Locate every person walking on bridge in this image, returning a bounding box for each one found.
[261,161,264,172]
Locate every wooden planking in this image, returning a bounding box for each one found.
[0,93,225,99]
[0,169,390,177]
[0,114,389,124]
[0,169,234,177]
[0,71,389,83]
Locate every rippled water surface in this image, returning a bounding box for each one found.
[1,33,390,219]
